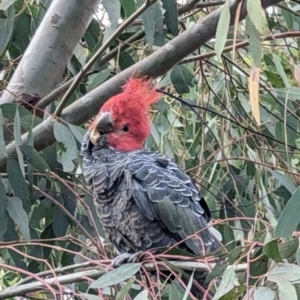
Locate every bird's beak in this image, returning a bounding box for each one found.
[89,111,113,145]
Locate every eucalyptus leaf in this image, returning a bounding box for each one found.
[161,0,178,36]
[53,121,77,172]
[6,196,30,242]
[247,0,269,34]
[276,186,300,238]
[215,0,230,59]
[90,263,141,289]
[254,287,276,300]
[0,4,14,56]
[213,266,236,300]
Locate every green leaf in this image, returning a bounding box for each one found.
[0,4,14,56]
[279,239,299,259]
[134,290,148,300]
[68,124,86,143]
[20,144,50,173]
[263,239,282,263]
[170,65,193,94]
[212,266,236,300]
[0,103,32,119]
[54,121,77,172]
[87,69,111,92]
[247,0,269,34]
[182,270,194,300]
[6,197,30,242]
[254,287,276,300]
[254,286,275,300]
[161,0,178,36]
[90,263,141,289]
[276,186,300,237]
[6,158,30,212]
[136,0,161,49]
[246,16,262,67]
[268,264,300,282]
[272,54,290,88]
[103,0,120,31]
[215,0,230,59]
[0,109,7,159]
[270,170,297,195]
[0,0,17,11]
[119,51,135,70]
[14,107,25,177]
[277,280,297,300]
[169,280,186,300]
[120,0,135,19]
[116,278,134,300]
[218,286,245,300]
[281,3,294,30]
[14,11,31,53]
[53,210,68,238]
[0,175,8,236]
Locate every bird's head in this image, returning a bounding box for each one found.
[88,77,159,152]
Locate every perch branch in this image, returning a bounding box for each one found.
[0,261,248,299]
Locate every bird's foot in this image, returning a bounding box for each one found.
[111,251,143,268]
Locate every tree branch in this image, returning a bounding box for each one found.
[0,261,248,299]
[53,0,157,117]
[0,0,101,104]
[0,0,282,170]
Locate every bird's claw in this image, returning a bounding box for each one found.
[111,251,143,268]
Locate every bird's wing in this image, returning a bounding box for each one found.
[127,150,221,255]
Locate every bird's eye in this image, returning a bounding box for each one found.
[123,125,129,132]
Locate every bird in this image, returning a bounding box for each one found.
[81,77,222,268]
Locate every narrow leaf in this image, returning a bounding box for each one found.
[0,175,8,236]
[170,65,193,94]
[276,186,300,237]
[136,0,158,49]
[213,266,235,300]
[103,0,120,31]
[169,280,186,300]
[0,109,7,159]
[20,144,50,173]
[134,290,149,300]
[270,170,297,195]
[246,16,262,67]
[263,239,281,263]
[53,121,77,172]
[247,0,269,34]
[277,280,297,300]
[254,287,275,300]
[90,263,141,289]
[268,264,300,282]
[248,66,261,126]
[116,278,134,300]
[0,4,14,56]
[6,158,30,212]
[161,0,178,36]
[0,0,17,11]
[14,107,25,176]
[215,1,230,59]
[6,197,30,242]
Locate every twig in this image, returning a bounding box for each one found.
[36,30,145,110]
[180,31,300,64]
[0,261,248,299]
[53,0,157,117]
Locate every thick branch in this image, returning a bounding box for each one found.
[0,0,282,169]
[0,0,101,104]
[0,261,247,299]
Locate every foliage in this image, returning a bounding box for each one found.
[0,0,300,299]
